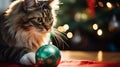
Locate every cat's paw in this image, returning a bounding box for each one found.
[19,52,36,65]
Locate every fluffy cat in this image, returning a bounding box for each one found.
[0,0,59,65]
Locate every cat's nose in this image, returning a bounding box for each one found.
[40,23,48,31]
[44,26,49,31]
[42,22,51,31]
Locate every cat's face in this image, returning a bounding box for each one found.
[22,0,54,32]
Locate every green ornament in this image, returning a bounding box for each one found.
[36,44,61,67]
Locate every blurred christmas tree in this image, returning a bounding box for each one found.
[55,0,120,51]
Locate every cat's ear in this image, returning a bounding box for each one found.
[36,0,54,9]
[24,0,36,12]
[37,0,53,2]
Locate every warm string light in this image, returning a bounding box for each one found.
[74,12,88,22]
[98,1,104,7]
[106,2,112,8]
[63,24,69,31]
[57,24,73,39]
[97,1,120,8]
[97,29,103,36]
[97,50,103,62]
[93,24,98,30]
[92,24,103,36]
[67,32,73,39]
[57,26,65,32]
[57,24,69,33]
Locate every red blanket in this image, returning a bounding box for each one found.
[0,60,120,67]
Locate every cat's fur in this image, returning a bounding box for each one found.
[0,0,59,65]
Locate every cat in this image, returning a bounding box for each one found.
[0,0,59,65]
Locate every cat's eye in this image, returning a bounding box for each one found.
[45,17,49,22]
[37,17,42,22]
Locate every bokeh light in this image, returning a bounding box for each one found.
[97,50,103,62]
[74,12,88,22]
[98,1,104,7]
[97,29,103,36]
[57,26,66,32]
[93,24,98,30]
[63,24,69,31]
[106,2,112,8]
[67,32,73,39]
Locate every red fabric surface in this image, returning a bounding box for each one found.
[0,60,120,67]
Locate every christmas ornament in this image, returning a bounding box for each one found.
[108,15,119,32]
[72,31,82,44]
[36,44,61,67]
[86,0,96,17]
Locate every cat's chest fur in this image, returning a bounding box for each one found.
[14,26,50,51]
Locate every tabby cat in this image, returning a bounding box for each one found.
[0,0,59,65]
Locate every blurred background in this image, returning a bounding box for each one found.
[0,0,120,52]
[0,0,11,12]
[54,0,120,52]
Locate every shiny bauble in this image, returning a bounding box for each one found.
[36,44,61,67]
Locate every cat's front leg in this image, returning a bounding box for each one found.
[19,52,36,65]
[0,45,36,65]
